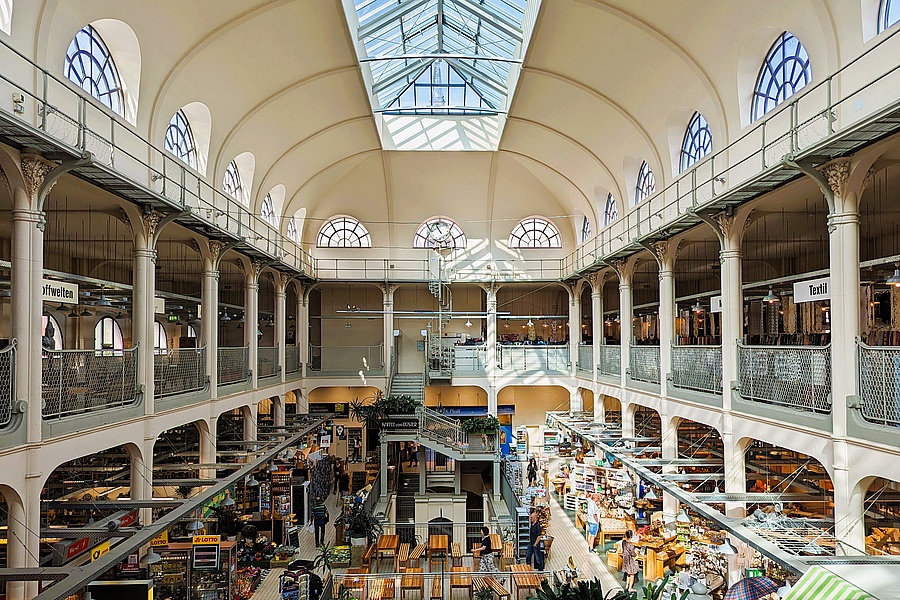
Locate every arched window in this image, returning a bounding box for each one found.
[286,217,300,244]
[880,0,899,31]
[187,325,197,338]
[635,161,655,204]
[63,25,124,116]
[680,112,713,172]
[580,216,591,243]
[752,32,811,122]
[317,216,371,248]
[604,194,618,226]
[223,160,245,203]
[94,316,124,352]
[413,218,467,249]
[41,314,63,350]
[165,110,197,169]
[154,321,168,355]
[509,217,561,249]
[0,0,12,36]
[261,194,278,226]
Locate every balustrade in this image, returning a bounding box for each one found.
[41,347,138,419]
[738,345,831,413]
[671,345,722,394]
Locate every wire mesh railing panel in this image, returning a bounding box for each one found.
[217,346,249,386]
[0,342,15,428]
[258,346,278,379]
[154,347,207,398]
[497,346,569,371]
[738,345,832,413]
[858,343,900,427]
[41,347,138,419]
[671,345,723,394]
[308,344,384,373]
[284,345,301,374]
[630,346,660,384]
[418,407,463,450]
[577,345,593,373]
[598,345,621,376]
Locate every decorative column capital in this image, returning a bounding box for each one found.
[20,153,55,201]
[819,159,851,197]
[379,283,398,302]
[141,210,165,241]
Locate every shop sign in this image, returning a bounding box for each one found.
[192,534,221,545]
[120,553,141,573]
[380,416,418,431]
[154,296,166,314]
[150,530,169,547]
[793,276,830,303]
[118,510,138,528]
[41,279,78,304]
[65,537,90,560]
[310,402,348,416]
[90,540,111,562]
[710,296,723,313]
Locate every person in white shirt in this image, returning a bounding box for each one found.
[586,493,601,552]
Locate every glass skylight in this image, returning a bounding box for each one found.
[352,0,529,115]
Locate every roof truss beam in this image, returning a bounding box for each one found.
[444,57,507,99]
[452,0,523,42]
[372,59,431,97]
[357,0,431,40]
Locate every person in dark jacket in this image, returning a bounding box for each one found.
[526,510,545,570]
[311,496,329,547]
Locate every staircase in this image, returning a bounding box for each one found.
[415,407,498,460]
[395,473,418,543]
[390,372,425,403]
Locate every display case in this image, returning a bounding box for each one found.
[191,540,237,600]
[149,544,191,600]
[515,426,528,455]
[542,430,559,456]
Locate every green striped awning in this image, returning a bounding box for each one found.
[783,566,872,600]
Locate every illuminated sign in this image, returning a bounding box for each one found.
[192,535,221,545]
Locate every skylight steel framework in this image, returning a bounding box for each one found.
[352,0,529,115]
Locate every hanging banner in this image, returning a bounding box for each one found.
[793,277,830,303]
[41,279,78,304]
[710,296,723,313]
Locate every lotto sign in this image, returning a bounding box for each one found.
[150,530,169,547]
[90,540,111,562]
[192,535,220,545]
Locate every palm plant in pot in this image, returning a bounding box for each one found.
[345,503,383,545]
[212,505,243,540]
[460,415,501,451]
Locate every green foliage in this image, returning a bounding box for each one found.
[460,415,501,434]
[346,503,383,541]
[240,523,258,540]
[211,505,243,536]
[312,542,337,573]
[476,587,495,600]
[642,575,671,600]
[349,393,422,444]
[335,584,361,600]
[531,578,609,600]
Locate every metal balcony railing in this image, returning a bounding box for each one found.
[308,344,384,373]
[217,346,250,386]
[576,344,593,373]
[630,346,660,384]
[417,407,497,456]
[284,345,301,374]
[738,344,832,414]
[497,345,569,371]
[41,347,138,419]
[452,344,487,372]
[257,346,278,379]
[0,341,15,428]
[671,345,723,395]
[857,342,900,427]
[598,345,621,376]
[154,347,207,398]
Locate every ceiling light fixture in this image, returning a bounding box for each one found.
[465,317,472,328]
[643,488,658,501]
[139,548,161,566]
[221,312,231,322]
[526,318,534,327]
[345,320,352,328]
[56,302,68,311]
[676,508,691,523]
[763,288,780,304]
[80,307,92,317]
[717,538,737,555]
[887,268,900,286]
[68,307,79,318]
[691,300,704,313]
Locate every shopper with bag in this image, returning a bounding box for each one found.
[312,496,329,547]
[525,510,545,570]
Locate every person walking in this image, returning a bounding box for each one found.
[586,493,601,552]
[527,458,538,487]
[332,459,342,494]
[311,495,329,548]
[474,526,501,576]
[339,470,350,496]
[621,530,640,593]
[409,441,419,467]
[525,510,545,571]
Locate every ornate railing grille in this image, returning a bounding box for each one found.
[258,346,278,379]
[577,345,593,373]
[154,347,207,398]
[598,345,621,376]
[217,346,250,386]
[0,342,15,428]
[497,346,569,371]
[671,345,723,394]
[308,344,384,373]
[858,342,900,427]
[738,345,831,413]
[630,346,660,384]
[41,347,138,419]
[285,346,301,374]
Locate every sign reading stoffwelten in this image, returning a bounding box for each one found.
[41,279,78,304]
[793,276,830,303]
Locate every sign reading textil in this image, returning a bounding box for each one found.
[793,276,830,303]
[41,279,78,304]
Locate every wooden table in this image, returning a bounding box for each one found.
[450,567,472,599]
[378,534,400,570]
[401,568,424,599]
[473,577,510,600]
[368,577,395,600]
[510,564,543,600]
[598,518,629,548]
[340,568,368,597]
[429,534,449,568]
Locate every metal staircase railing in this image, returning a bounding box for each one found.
[416,406,497,457]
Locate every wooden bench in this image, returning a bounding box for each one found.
[409,543,427,569]
[450,567,472,600]
[369,578,396,600]
[361,544,378,573]
[500,542,514,571]
[401,568,424,599]
[472,577,510,600]
[430,576,443,600]
[510,565,543,600]
[398,542,411,571]
[450,542,463,567]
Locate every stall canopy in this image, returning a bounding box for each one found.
[783,566,874,600]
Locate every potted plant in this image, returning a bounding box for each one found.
[345,503,383,546]
[460,415,501,451]
[212,505,243,540]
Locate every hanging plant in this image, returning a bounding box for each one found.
[460,415,500,434]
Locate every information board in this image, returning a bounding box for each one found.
[192,544,220,571]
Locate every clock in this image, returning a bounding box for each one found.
[425,220,453,245]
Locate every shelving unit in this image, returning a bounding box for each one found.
[271,470,291,519]
[149,545,190,600]
[516,426,528,455]
[515,507,530,558]
[542,430,559,456]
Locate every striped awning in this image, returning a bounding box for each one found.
[783,566,873,600]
